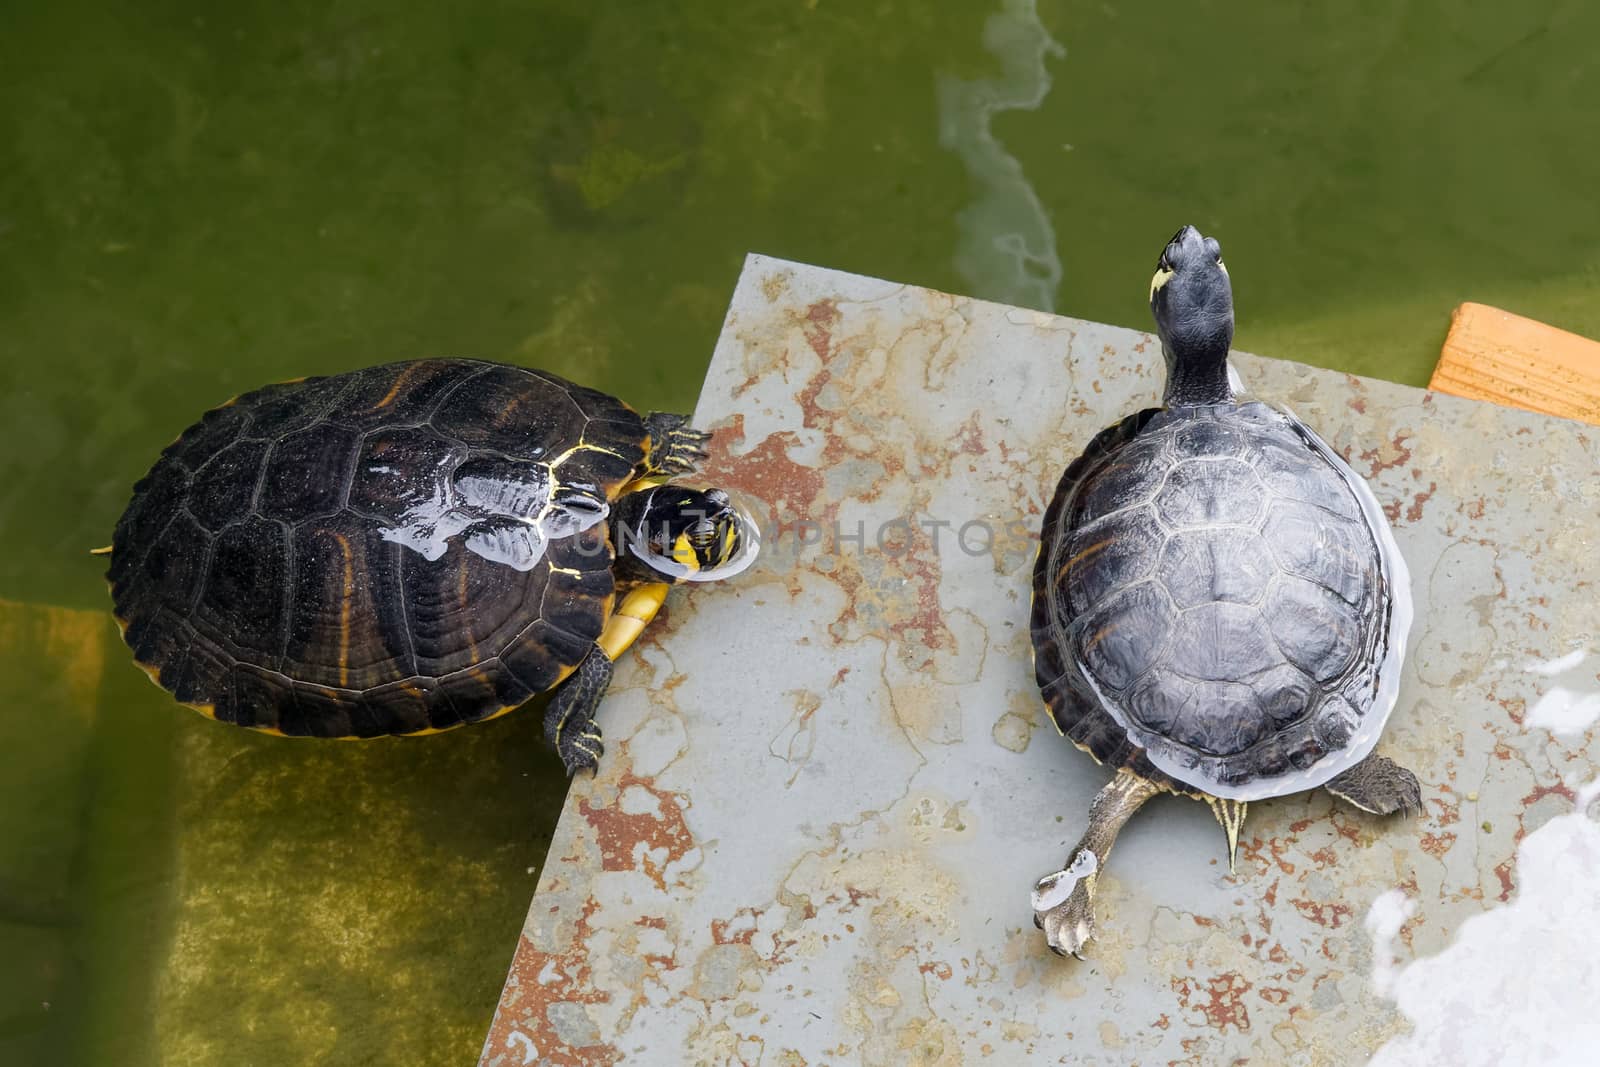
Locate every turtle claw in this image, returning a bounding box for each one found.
[559,724,605,777]
[656,429,710,476]
[1036,904,1094,959]
[643,413,711,477]
[545,645,615,776]
[1036,901,1094,960]
[1031,849,1100,960]
[668,431,711,473]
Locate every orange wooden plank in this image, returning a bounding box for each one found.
[1430,302,1600,425]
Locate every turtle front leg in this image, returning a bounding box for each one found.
[1033,770,1160,959]
[1324,752,1424,816]
[642,412,711,478]
[543,583,671,776]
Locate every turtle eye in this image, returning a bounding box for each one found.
[688,518,717,547]
[1204,236,1223,263]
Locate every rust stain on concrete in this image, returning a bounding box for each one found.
[576,773,695,891]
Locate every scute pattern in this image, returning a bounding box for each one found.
[1263,503,1372,607]
[349,426,463,523]
[1032,402,1393,796]
[259,424,361,520]
[1062,514,1164,617]
[1158,529,1274,609]
[110,359,646,737]
[189,439,270,530]
[1248,434,1363,521]
[1070,435,1170,524]
[285,517,409,691]
[1153,458,1265,527]
[1262,578,1361,683]
[1168,602,1281,681]
[1073,582,1176,691]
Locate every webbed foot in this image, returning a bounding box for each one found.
[1324,753,1423,817]
[1032,849,1100,959]
[643,412,711,477]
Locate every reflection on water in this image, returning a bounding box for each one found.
[5,0,1600,1062]
[938,0,1064,311]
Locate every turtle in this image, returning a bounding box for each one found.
[1028,226,1422,959]
[104,358,757,775]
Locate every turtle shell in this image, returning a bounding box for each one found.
[109,359,649,738]
[1031,401,1411,801]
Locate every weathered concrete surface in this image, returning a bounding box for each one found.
[481,256,1600,1065]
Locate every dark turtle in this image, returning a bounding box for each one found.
[106,358,756,775]
[1028,227,1422,958]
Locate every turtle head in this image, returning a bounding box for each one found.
[1149,225,1235,406]
[614,486,759,583]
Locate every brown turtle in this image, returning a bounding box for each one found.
[106,358,756,774]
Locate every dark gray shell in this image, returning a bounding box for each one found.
[109,359,649,738]
[1031,401,1409,800]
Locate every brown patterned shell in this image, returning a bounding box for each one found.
[108,359,647,738]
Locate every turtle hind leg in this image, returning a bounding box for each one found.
[1324,753,1424,817]
[544,645,614,776]
[1032,770,1161,959]
[642,412,711,477]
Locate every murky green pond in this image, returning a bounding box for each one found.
[3,1,1598,1062]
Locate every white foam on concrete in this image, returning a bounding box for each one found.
[1365,779,1600,1066]
[1523,648,1600,737]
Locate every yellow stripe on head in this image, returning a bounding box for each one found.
[671,532,702,574]
[1149,267,1175,301]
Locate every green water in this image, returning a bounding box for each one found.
[3,1,1598,1062]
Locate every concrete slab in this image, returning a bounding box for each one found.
[481,256,1600,1065]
